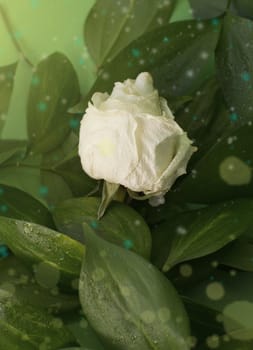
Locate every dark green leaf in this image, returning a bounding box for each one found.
[152,199,253,271]
[85,0,177,67]
[54,154,95,197]
[0,287,74,350]
[0,217,84,285]
[175,78,220,160]
[182,296,224,339]
[53,196,152,259]
[75,19,220,114]
[0,184,54,226]
[27,52,80,153]
[169,123,253,203]
[0,153,42,203]
[216,240,253,272]
[216,14,253,123]
[0,256,79,314]
[189,0,228,19]
[0,140,27,165]
[40,170,73,207]
[40,132,95,206]
[59,348,85,350]
[184,269,253,345]
[79,223,190,350]
[66,313,105,350]
[0,62,17,135]
[232,0,253,19]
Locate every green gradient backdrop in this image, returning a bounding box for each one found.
[0,0,191,140]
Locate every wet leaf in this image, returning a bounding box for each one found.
[85,0,177,66]
[53,196,151,259]
[75,19,220,114]
[27,53,80,153]
[189,0,228,19]
[79,223,190,350]
[216,14,253,123]
[151,199,253,271]
[0,217,84,284]
[0,184,54,227]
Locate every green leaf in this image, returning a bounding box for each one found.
[151,199,253,271]
[59,348,85,350]
[171,122,253,203]
[40,170,73,207]
[53,196,152,259]
[40,132,96,206]
[27,52,80,153]
[182,296,224,340]
[0,140,27,165]
[0,184,54,226]
[216,240,253,272]
[216,14,253,123]
[0,255,79,314]
[232,0,253,19]
[0,152,43,203]
[0,62,17,135]
[189,0,228,19]
[66,313,105,350]
[75,19,220,114]
[0,217,84,285]
[0,286,75,350]
[175,78,221,161]
[53,154,95,197]
[184,269,253,346]
[79,223,190,350]
[85,0,177,67]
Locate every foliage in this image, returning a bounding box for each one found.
[1,0,253,349]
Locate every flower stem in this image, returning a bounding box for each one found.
[0,5,34,67]
[113,186,127,203]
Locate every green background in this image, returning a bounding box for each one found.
[0,0,191,140]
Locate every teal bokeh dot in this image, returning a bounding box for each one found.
[123,239,133,250]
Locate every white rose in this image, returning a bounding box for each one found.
[78,72,196,197]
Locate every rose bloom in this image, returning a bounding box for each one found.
[78,72,196,197]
